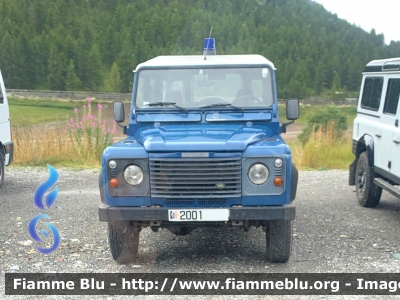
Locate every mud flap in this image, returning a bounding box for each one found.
[349,159,356,185]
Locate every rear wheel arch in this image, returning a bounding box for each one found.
[356,135,374,166]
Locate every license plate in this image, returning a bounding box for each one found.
[168,209,229,221]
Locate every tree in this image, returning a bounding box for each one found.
[116,38,136,92]
[331,72,341,92]
[47,45,66,90]
[104,62,122,92]
[86,44,103,91]
[66,59,82,91]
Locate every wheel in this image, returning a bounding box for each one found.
[0,152,4,189]
[266,220,292,263]
[108,221,140,264]
[355,152,382,207]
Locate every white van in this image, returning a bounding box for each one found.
[0,70,13,188]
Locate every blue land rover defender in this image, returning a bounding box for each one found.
[98,40,299,263]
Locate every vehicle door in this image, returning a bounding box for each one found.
[390,89,400,180]
[376,76,400,173]
[0,70,10,139]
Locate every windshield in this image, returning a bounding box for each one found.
[135,67,274,109]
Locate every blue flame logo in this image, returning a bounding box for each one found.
[28,164,60,254]
[34,164,59,211]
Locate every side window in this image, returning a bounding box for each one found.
[361,77,383,111]
[383,78,400,115]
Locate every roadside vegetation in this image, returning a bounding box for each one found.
[290,126,353,170]
[11,98,119,167]
[284,104,355,170]
[9,99,356,169]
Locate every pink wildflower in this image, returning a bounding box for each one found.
[92,122,97,127]
[87,97,92,103]
[83,105,86,109]
[98,104,103,109]
[74,108,78,114]
[70,118,74,123]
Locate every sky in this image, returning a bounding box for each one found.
[313,0,400,44]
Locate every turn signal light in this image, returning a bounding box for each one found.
[110,178,119,187]
[274,177,283,186]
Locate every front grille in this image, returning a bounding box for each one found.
[166,199,195,206]
[150,157,241,198]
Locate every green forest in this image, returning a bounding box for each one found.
[1,0,400,98]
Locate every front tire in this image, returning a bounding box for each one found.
[266,220,292,263]
[108,221,140,264]
[356,152,382,207]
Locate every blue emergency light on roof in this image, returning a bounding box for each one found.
[203,38,216,56]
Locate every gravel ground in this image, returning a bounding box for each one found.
[1,167,400,299]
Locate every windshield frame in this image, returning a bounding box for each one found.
[133,65,276,111]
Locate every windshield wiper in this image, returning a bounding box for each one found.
[200,103,243,111]
[146,102,187,113]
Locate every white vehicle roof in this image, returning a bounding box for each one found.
[366,57,400,66]
[134,54,275,71]
[364,57,400,73]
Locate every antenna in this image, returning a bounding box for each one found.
[204,26,213,60]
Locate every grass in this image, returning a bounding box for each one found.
[290,122,354,170]
[9,97,356,169]
[8,97,86,127]
[11,98,118,167]
[279,103,357,126]
[9,105,73,127]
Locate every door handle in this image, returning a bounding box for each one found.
[394,139,400,144]
[375,134,382,138]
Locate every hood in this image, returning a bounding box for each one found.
[134,124,273,152]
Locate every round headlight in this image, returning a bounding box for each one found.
[248,163,269,185]
[274,158,283,168]
[123,165,144,186]
[109,160,117,169]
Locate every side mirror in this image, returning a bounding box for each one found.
[286,99,299,120]
[113,101,125,123]
[281,99,300,134]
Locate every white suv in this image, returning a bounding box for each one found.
[349,57,400,206]
[0,70,13,188]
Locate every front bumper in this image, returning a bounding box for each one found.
[3,141,13,166]
[98,204,295,222]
